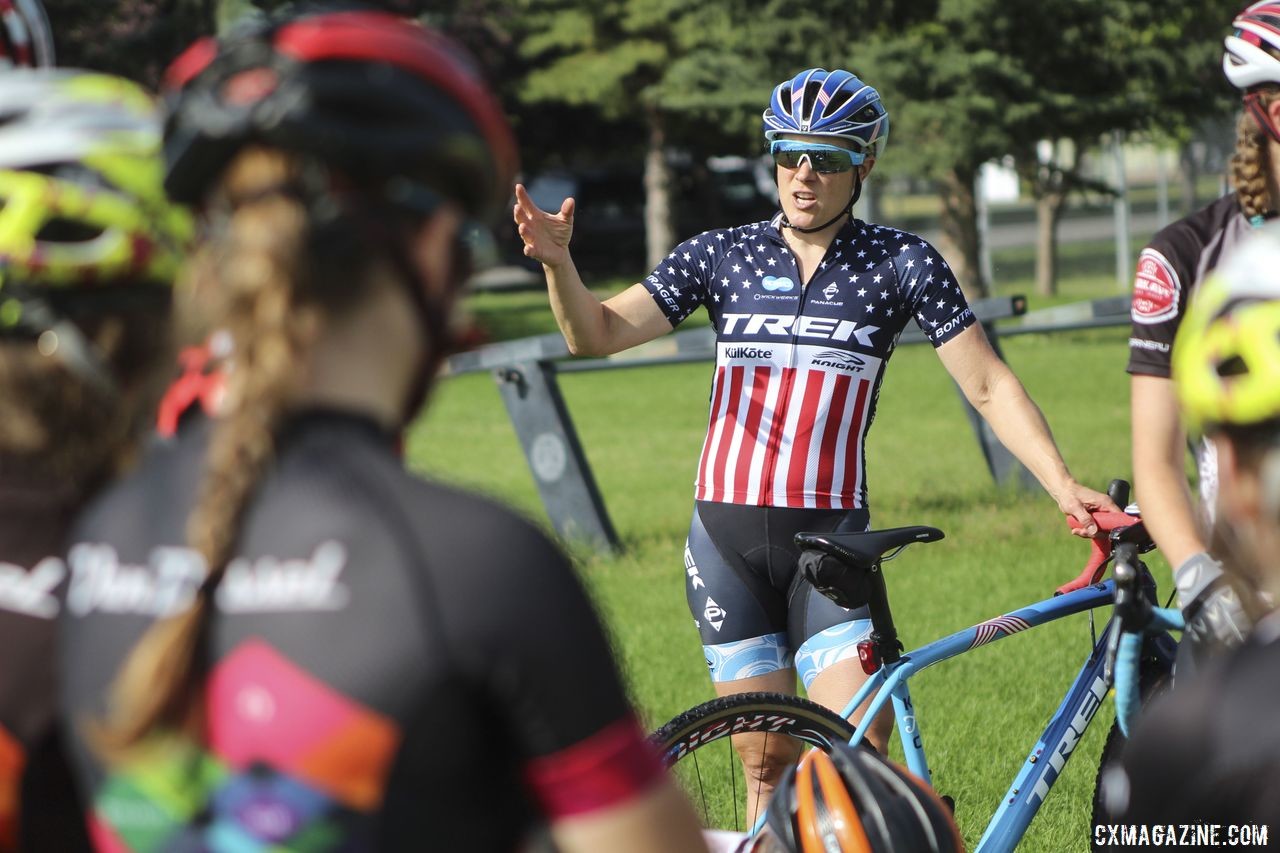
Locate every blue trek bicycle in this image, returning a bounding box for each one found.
[652,480,1180,852]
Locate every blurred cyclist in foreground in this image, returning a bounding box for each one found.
[1108,224,1280,825]
[57,7,708,852]
[0,68,189,850]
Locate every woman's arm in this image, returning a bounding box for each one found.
[936,324,1118,534]
[514,184,671,357]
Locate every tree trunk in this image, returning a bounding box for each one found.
[1179,142,1198,216]
[1034,190,1066,297]
[937,166,989,301]
[643,107,675,272]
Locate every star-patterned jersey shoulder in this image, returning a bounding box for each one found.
[643,216,975,510]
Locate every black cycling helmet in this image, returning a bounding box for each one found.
[766,744,963,852]
[160,5,518,222]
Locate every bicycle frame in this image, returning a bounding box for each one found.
[827,579,1173,853]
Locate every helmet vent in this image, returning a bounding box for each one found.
[36,218,105,244]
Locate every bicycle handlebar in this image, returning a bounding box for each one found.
[1055,510,1142,595]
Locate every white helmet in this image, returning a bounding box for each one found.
[1224,2,1280,89]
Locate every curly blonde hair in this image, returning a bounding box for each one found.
[1230,88,1280,221]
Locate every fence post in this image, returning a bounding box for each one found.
[493,360,620,555]
[1113,130,1132,291]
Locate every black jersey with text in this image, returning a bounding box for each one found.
[59,410,663,852]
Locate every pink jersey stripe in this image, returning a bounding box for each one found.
[695,365,727,501]
[816,373,853,507]
[708,366,747,503]
[758,367,796,506]
[732,367,772,500]
[785,371,828,503]
[840,378,872,506]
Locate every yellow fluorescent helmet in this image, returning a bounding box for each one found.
[0,69,193,300]
[1173,224,1280,434]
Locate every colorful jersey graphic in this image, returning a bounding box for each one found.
[88,640,398,852]
[645,215,974,509]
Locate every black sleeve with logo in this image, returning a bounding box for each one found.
[1127,194,1246,378]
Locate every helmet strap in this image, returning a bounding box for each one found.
[1246,91,1280,147]
[780,173,862,234]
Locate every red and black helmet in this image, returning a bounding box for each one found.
[766,744,964,852]
[161,6,518,222]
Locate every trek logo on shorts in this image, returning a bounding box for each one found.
[1131,249,1180,325]
[684,544,705,590]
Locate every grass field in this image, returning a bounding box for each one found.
[410,259,1160,851]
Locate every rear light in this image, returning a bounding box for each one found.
[857,640,880,674]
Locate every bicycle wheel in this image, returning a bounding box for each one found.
[651,692,857,832]
[1089,662,1172,850]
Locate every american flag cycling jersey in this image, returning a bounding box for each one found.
[644,213,975,509]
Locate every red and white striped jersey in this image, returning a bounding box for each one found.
[645,215,975,509]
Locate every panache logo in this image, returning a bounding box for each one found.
[216,541,350,613]
[703,596,726,631]
[724,346,773,359]
[822,282,840,300]
[761,276,795,292]
[811,350,867,372]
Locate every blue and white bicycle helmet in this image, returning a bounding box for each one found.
[763,68,889,159]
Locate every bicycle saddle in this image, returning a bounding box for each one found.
[795,526,945,571]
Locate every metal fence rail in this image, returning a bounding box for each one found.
[443,295,1130,554]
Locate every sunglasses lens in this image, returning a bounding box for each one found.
[771,144,857,173]
[809,150,852,173]
[774,149,805,169]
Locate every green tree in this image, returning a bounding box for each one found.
[852,0,1240,298]
[509,0,899,269]
[49,0,216,87]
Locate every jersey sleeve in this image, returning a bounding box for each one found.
[435,505,664,820]
[1127,247,1185,378]
[896,237,976,347]
[641,229,724,327]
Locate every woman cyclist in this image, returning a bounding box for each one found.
[516,66,1113,816]
[1126,0,1280,662]
[0,68,188,851]
[1107,224,1280,826]
[57,8,708,852]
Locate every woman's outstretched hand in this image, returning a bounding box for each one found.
[514,183,574,269]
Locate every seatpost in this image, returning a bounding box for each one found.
[865,563,902,664]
